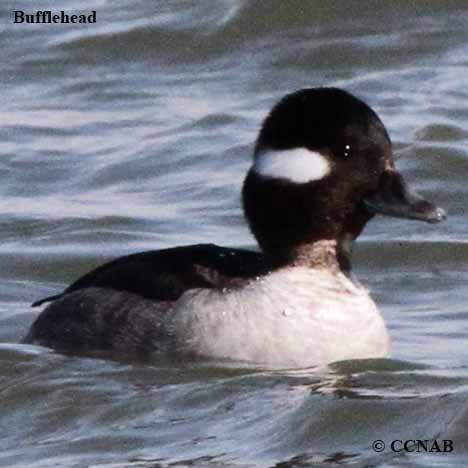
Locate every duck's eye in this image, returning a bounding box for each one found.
[343,144,351,158]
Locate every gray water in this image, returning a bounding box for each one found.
[1,1,468,466]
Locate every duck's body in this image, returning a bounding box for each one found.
[25,243,389,367]
[25,244,270,356]
[24,88,444,367]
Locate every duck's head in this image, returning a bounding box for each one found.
[242,88,445,269]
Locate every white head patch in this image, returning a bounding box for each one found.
[253,148,330,184]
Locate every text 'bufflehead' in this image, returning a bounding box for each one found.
[24,88,446,368]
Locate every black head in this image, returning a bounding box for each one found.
[242,88,445,267]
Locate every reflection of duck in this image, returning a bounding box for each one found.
[24,88,445,367]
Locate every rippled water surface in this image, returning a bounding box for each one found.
[2,1,468,467]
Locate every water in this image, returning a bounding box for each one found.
[1,0,468,466]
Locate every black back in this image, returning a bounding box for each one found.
[33,244,270,307]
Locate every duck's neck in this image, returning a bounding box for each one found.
[268,237,354,275]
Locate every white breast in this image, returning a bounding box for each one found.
[168,268,390,368]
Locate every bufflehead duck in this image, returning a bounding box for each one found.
[24,88,445,367]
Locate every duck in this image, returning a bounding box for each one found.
[23,87,446,368]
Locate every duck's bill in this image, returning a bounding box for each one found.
[362,171,446,224]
